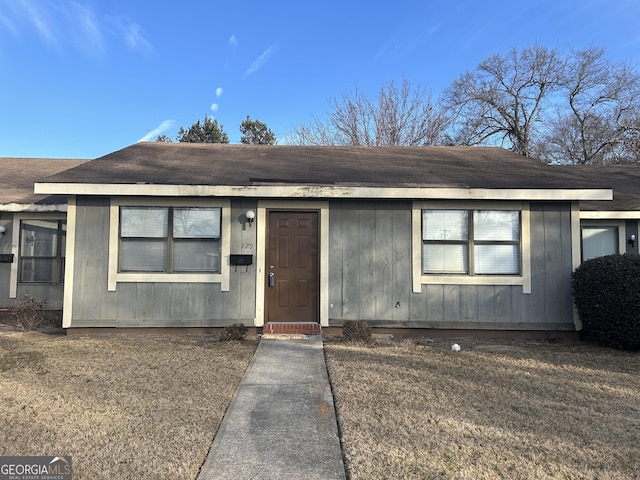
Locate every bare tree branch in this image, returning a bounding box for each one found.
[444,45,564,157]
[544,46,640,164]
[287,77,450,146]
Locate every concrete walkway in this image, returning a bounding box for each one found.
[197,335,347,480]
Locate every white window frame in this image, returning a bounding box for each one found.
[18,218,66,284]
[8,212,67,298]
[412,201,531,293]
[579,220,625,263]
[108,198,230,291]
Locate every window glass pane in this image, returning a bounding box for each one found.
[121,207,168,238]
[423,243,468,273]
[120,239,167,271]
[582,227,618,261]
[474,211,520,241]
[20,220,58,256]
[173,207,221,238]
[20,258,55,282]
[475,245,520,274]
[173,239,221,272]
[423,210,468,240]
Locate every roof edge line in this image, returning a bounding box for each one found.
[34,183,614,201]
[580,211,640,219]
[0,203,69,212]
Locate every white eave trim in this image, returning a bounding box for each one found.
[0,203,68,212]
[34,183,614,201]
[580,210,640,219]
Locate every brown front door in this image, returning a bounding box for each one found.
[266,211,319,323]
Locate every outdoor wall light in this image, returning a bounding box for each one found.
[0,225,5,239]
[629,233,636,248]
[245,210,255,227]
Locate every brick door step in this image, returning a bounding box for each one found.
[261,333,310,340]
[262,323,322,335]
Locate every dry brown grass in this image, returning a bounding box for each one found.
[0,328,257,479]
[325,336,640,480]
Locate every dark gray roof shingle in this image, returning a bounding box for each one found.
[31,143,640,211]
[1,157,87,207]
[40,142,587,189]
[555,165,640,211]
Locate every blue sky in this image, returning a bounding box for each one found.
[1,0,640,158]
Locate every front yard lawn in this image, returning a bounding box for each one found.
[0,329,257,479]
[3,328,638,479]
[325,337,640,479]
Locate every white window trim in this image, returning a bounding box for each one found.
[108,198,231,291]
[412,201,531,294]
[9,212,67,298]
[579,219,626,262]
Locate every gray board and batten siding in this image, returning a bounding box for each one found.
[69,196,258,328]
[68,196,574,330]
[0,221,16,309]
[328,200,574,331]
[0,215,65,310]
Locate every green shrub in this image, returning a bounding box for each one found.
[219,323,248,341]
[572,254,640,350]
[342,320,372,342]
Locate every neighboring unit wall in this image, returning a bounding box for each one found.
[0,213,65,310]
[67,196,258,328]
[0,215,14,309]
[626,220,639,254]
[328,200,575,330]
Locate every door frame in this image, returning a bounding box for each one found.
[255,200,329,327]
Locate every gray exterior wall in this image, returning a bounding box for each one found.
[625,220,639,254]
[0,216,13,308]
[69,197,257,328]
[328,200,575,330]
[0,214,65,310]
[68,197,576,330]
[0,227,13,309]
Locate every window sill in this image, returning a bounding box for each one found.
[418,274,524,288]
[115,272,223,284]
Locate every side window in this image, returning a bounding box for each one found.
[19,219,66,283]
[581,226,618,262]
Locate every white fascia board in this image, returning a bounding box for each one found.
[580,211,640,219]
[0,203,68,212]
[34,182,614,201]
